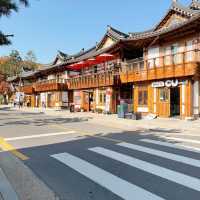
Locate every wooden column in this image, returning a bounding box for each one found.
[153,87,157,114]
[134,86,138,113]
[148,84,153,113]
[185,80,193,118]
[31,94,35,107]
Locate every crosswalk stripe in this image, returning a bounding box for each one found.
[89,147,200,192]
[163,137,200,144]
[140,139,200,153]
[51,153,165,200]
[117,142,200,168]
[166,134,200,137]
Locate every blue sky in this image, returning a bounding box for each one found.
[0,0,192,64]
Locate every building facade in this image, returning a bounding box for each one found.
[8,0,200,119]
[120,0,200,119]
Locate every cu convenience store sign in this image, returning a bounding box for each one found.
[152,80,179,88]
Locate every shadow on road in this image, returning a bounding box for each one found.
[1,122,200,200]
[0,107,91,126]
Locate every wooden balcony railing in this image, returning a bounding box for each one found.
[20,84,34,94]
[34,79,68,92]
[67,71,119,90]
[120,49,200,83]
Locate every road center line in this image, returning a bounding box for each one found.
[4,131,76,141]
[90,147,200,192]
[51,152,164,200]
[0,137,29,160]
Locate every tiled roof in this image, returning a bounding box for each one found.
[41,26,126,72]
[171,1,199,16]
[127,12,200,41]
[129,1,200,37]
[20,70,37,78]
[190,1,200,10]
[153,1,200,31]
[107,26,128,40]
[129,29,154,38]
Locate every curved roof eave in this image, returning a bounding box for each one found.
[126,13,200,42]
[153,1,198,31]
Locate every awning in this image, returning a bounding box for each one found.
[67,53,115,71]
[96,53,115,62]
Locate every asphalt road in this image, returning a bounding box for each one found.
[1,107,200,200]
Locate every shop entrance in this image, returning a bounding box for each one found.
[88,92,94,111]
[170,87,180,116]
[83,90,94,112]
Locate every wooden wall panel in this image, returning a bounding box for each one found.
[148,85,153,114]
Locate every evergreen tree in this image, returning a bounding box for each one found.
[0,0,29,45]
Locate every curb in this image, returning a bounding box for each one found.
[10,106,200,133]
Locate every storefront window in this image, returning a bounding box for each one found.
[160,88,168,101]
[138,87,148,106]
[104,94,106,103]
[147,47,160,68]
[99,91,106,104]
[186,40,195,62]
[100,93,103,103]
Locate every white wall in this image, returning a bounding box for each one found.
[193,80,199,116]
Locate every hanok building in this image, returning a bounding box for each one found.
[120,0,200,119]
[65,26,131,113]
[8,52,70,108]
[8,0,200,119]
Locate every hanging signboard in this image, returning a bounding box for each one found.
[62,91,68,107]
[105,89,112,112]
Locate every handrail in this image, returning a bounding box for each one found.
[121,49,199,73]
[35,78,67,84]
[67,70,118,89]
[67,70,118,80]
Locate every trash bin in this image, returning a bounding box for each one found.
[117,105,124,118]
[135,112,142,120]
[70,104,75,113]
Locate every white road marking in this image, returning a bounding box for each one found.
[90,147,200,192]
[51,152,165,200]
[5,131,76,141]
[166,134,200,137]
[140,139,200,153]
[117,142,200,168]
[162,137,200,144]
[140,133,200,137]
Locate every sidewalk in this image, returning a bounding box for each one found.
[0,168,19,200]
[10,106,200,133]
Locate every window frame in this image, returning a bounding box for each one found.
[138,86,148,106]
[159,87,169,102]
